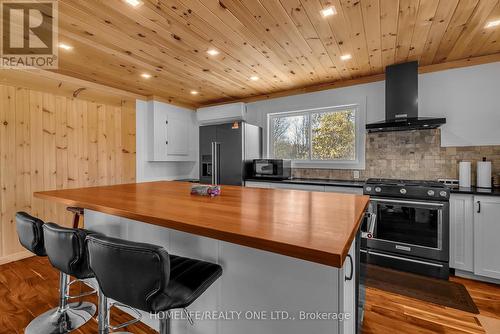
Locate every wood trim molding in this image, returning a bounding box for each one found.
[0,69,145,106]
[202,53,500,107]
[0,250,34,266]
[146,95,196,110]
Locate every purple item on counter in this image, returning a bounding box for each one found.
[191,185,221,197]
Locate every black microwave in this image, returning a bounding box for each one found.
[253,159,291,180]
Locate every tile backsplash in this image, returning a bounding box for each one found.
[293,129,500,185]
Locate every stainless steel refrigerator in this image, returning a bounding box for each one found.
[199,122,262,185]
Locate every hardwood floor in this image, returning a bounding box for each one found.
[363,276,500,334]
[0,256,156,334]
[0,256,499,333]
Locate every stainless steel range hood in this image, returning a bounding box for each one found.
[366,61,446,133]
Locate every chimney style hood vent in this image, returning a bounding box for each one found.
[366,61,446,133]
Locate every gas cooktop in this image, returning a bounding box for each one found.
[366,178,448,188]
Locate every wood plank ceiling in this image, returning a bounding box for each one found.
[54,0,500,108]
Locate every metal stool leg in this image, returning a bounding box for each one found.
[98,287,109,334]
[159,313,171,334]
[25,272,96,334]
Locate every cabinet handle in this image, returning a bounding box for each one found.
[477,201,481,213]
[344,254,353,281]
[165,141,168,145]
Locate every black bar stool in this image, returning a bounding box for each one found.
[32,222,99,333]
[15,213,97,333]
[86,234,223,334]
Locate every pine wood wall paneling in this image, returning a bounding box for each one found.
[55,96,70,227]
[0,84,136,263]
[1,86,18,256]
[42,93,57,223]
[121,100,136,184]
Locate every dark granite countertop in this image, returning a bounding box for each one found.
[450,186,500,197]
[245,178,366,188]
[245,178,500,196]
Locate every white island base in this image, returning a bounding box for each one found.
[85,209,358,334]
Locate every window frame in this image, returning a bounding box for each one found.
[266,104,365,169]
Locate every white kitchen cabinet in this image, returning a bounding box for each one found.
[325,186,363,195]
[449,194,474,271]
[340,241,356,334]
[473,196,500,280]
[147,101,196,162]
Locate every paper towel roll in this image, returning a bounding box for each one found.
[459,161,471,188]
[477,160,492,188]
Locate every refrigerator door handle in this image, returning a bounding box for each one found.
[214,142,220,185]
[212,142,217,184]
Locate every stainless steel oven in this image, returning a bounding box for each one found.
[363,198,448,261]
[361,179,450,279]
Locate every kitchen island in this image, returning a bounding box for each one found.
[35,181,369,334]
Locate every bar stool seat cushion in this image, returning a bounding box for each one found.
[15,212,46,256]
[43,223,98,279]
[87,235,223,313]
[151,254,223,311]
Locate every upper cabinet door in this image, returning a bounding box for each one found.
[474,196,500,279]
[147,101,196,162]
[449,194,474,271]
[166,113,189,156]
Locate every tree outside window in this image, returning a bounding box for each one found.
[269,107,357,162]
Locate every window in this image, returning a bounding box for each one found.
[268,105,365,169]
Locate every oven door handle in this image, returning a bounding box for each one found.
[369,198,445,207]
[361,212,377,239]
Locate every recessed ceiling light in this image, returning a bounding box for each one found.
[321,6,337,17]
[58,43,73,50]
[340,54,352,61]
[141,73,152,79]
[485,19,500,28]
[207,49,220,56]
[190,90,199,95]
[250,76,259,81]
[125,0,142,7]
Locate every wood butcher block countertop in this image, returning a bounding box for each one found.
[35,181,370,268]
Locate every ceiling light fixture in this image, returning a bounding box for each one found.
[321,6,337,17]
[58,43,73,50]
[141,73,152,79]
[485,19,500,28]
[340,54,352,61]
[207,49,220,56]
[250,76,259,81]
[190,90,199,95]
[125,0,143,7]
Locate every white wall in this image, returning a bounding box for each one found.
[246,62,500,148]
[136,100,198,182]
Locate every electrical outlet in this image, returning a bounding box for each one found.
[353,170,360,179]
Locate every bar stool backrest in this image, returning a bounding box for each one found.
[42,223,95,279]
[15,212,46,256]
[87,234,171,312]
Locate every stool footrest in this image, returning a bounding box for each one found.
[108,302,142,331]
[64,278,97,299]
